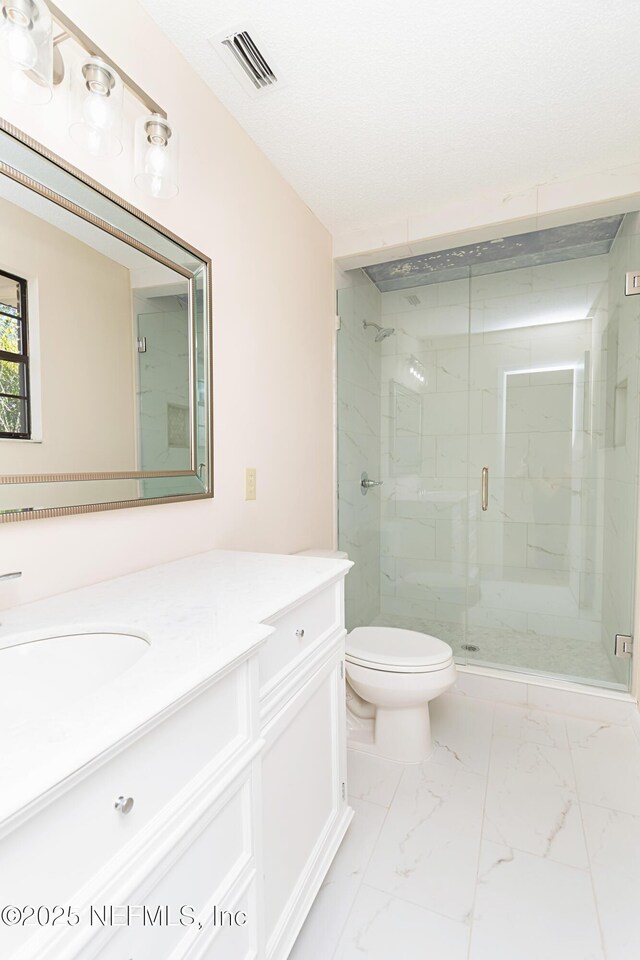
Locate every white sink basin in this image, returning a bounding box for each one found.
[0,632,149,730]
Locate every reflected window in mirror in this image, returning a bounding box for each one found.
[0,270,30,440]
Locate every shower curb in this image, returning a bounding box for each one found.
[452,664,636,725]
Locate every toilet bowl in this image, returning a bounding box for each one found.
[294,549,456,763]
[346,627,456,763]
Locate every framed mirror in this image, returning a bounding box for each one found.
[0,119,212,522]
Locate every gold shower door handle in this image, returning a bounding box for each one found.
[482,467,489,512]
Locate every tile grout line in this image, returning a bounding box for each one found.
[347,750,406,806]
[360,877,478,928]
[465,698,496,960]
[328,756,402,960]
[565,715,608,960]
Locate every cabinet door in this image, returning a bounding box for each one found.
[261,654,347,960]
[92,773,255,960]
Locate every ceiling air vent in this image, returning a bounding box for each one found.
[405,294,421,306]
[221,31,277,91]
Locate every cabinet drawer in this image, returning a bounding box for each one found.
[259,584,342,694]
[94,776,253,960]
[0,664,249,928]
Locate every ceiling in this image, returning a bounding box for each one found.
[140,0,640,241]
[364,215,623,291]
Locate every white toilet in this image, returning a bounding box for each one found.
[346,626,456,763]
[295,550,457,763]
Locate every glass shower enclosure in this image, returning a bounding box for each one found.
[337,212,640,690]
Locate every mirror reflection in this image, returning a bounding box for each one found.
[0,134,210,520]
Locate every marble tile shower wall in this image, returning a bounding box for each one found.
[337,275,382,628]
[377,255,620,663]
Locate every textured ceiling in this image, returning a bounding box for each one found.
[364,215,623,291]
[139,0,640,239]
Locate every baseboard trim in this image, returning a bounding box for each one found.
[631,707,640,746]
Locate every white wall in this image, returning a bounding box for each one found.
[334,175,640,266]
[0,0,335,610]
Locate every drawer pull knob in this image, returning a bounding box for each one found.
[115,795,134,815]
[296,628,305,639]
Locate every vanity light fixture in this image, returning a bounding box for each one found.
[1,0,179,196]
[0,0,53,104]
[69,55,123,157]
[134,113,178,199]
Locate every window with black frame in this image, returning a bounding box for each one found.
[0,270,30,440]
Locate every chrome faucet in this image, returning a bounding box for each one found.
[0,572,22,582]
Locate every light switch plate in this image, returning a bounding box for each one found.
[245,467,257,501]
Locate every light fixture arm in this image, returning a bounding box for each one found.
[45,0,167,119]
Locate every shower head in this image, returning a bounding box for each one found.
[375,326,395,342]
[362,320,395,342]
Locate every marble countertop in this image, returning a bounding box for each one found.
[0,550,351,830]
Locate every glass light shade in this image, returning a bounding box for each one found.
[69,56,123,158]
[0,0,53,104]
[134,113,179,199]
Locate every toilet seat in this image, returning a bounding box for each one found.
[346,626,453,675]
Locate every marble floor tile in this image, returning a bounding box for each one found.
[567,718,640,815]
[430,693,495,776]
[483,736,588,868]
[347,750,404,807]
[492,702,568,747]
[333,885,470,960]
[293,695,632,958]
[580,799,640,960]
[587,862,640,960]
[289,799,387,960]
[364,760,486,922]
[470,841,604,960]
[581,802,640,876]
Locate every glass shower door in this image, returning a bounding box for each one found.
[375,272,472,649]
[465,221,640,690]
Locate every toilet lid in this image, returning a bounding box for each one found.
[346,627,453,671]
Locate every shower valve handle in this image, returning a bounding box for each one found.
[360,471,383,495]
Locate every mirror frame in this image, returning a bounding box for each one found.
[0,117,213,523]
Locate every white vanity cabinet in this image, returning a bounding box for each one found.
[1,563,351,960]
[259,582,350,960]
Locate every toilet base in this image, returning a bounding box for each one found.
[376,704,433,763]
[346,702,434,763]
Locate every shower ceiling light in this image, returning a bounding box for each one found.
[0,0,53,104]
[134,113,179,199]
[407,355,426,386]
[69,56,123,158]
